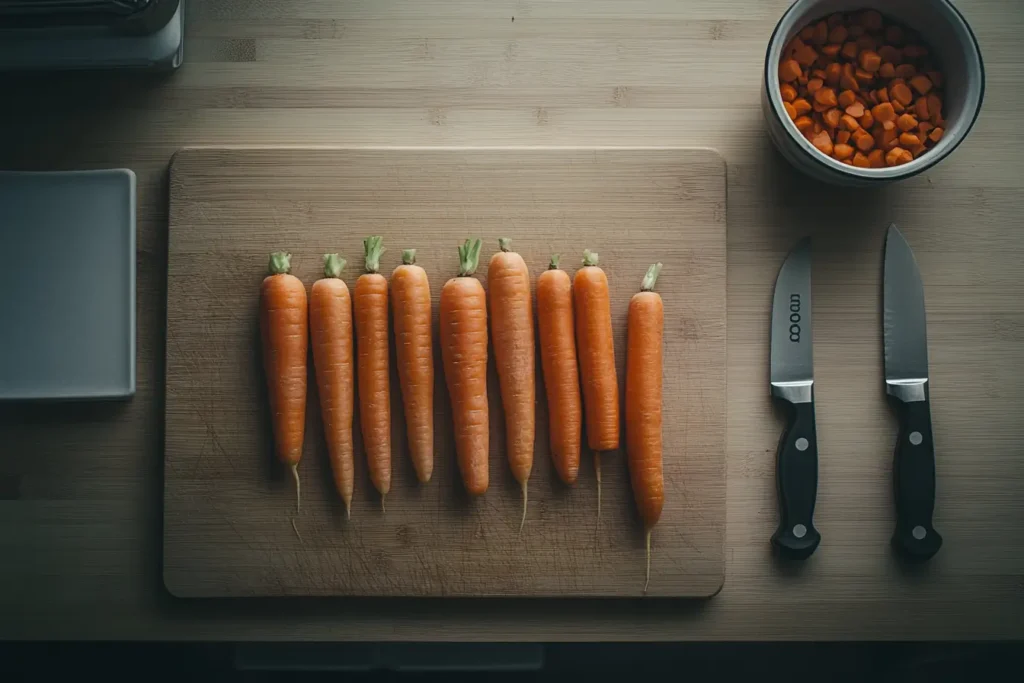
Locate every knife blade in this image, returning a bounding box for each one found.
[770,237,820,559]
[884,224,942,561]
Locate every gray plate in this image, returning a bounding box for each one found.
[0,169,136,399]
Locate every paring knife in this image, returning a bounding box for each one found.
[884,224,942,561]
[770,237,821,559]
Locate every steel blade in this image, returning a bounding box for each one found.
[884,224,929,385]
[771,237,813,400]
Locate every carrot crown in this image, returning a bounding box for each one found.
[363,236,385,274]
[402,249,417,265]
[549,254,561,270]
[640,263,663,292]
[268,251,292,275]
[498,237,513,252]
[457,238,483,276]
[322,253,346,278]
[582,249,599,267]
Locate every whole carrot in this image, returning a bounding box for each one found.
[488,238,535,533]
[392,248,434,484]
[310,253,355,518]
[573,249,620,517]
[354,236,391,509]
[260,251,308,516]
[440,238,489,496]
[536,254,582,486]
[626,264,665,593]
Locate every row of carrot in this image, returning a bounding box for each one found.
[261,238,665,587]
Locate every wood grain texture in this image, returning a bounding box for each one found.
[1,0,1023,639]
[163,147,727,598]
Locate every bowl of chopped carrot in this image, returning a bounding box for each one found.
[763,1,984,185]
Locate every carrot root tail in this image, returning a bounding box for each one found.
[381,494,387,514]
[291,518,302,543]
[518,480,528,538]
[644,530,652,594]
[595,453,602,522]
[290,464,301,515]
[345,502,351,520]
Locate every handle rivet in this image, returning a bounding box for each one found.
[795,437,809,451]
[912,525,926,540]
[793,524,807,538]
[909,431,923,446]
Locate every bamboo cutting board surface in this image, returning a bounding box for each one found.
[163,147,726,598]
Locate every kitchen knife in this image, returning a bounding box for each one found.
[770,237,821,559]
[884,224,942,561]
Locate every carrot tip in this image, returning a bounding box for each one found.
[457,238,483,276]
[498,237,512,252]
[582,249,599,267]
[402,248,416,265]
[644,530,652,594]
[640,263,663,292]
[322,253,346,278]
[268,251,292,275]
[518,480,528,538]
[548,253,561,270]
[290,464,301,515]
[363,235,385,273]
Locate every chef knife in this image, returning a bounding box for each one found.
[770,237,821,559]
[884,224,942,561]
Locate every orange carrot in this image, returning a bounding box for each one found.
[626,263,665,593]
[260,252,308,518]
[573,249,620,518]
[391,248,434,484]
[488,238,535,533]
[354,236,391,509]
[310,254,355,517]
[536,254,582,486]
[440,239,489,496]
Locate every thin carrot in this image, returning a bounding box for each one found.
[440,239,489,496]
[573,249,620,519]
[626,264,665,593]
[310,254,355,518]
[488,238,535,534]
[354,236,391,509]
[260,251,308,520]
[392,249,434,484]
[536,254,582,486]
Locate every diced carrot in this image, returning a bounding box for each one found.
[890,82,914,106]
[780,59,802,82]
[929,127,944,142]
[859,110,874,129]
[845,102,865,118]
[917,121,933,137]
[833,143,854,160]
[840,113,861,131]
[841,41,860,61]
[836,130,851,144]
[794,43,819,67]
[915,97,930,121]
[878,45,902,63]
[892,99,905,114]
[910,144,928,158]
[897,113,919,132]
[811,20,828,46]
[877,86,889,102]
[814,86,838,107]
[927,94,942,122]
[807,78,824,95]
[899,132,922,147]
[849,24,865,38]
[852,128,874,152]
[872,102,896,122]
[781,83,798,102]
[784,101,798,120]
[824,107,842,128]
[793,98,812,116]
[926,70,943,88]
[859,50,881,73]
[855,67,875,85]
[868,149,885,167]
[879,62,896,79]
[909,74,933,95]
[895,63,917,79]
[822,43,841,57]
[838,89,856,108]
[825,62,841,85]
[794,115,814,132]
[799,25,815,41]
[828,24,848,44]
[882,119,896,131]
[886,147,913,166]
[811,130,833,155]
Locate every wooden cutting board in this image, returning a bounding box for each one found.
[163,147,726,598]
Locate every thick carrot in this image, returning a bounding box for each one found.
[391,248,434,484]
[440,238,489,496]
[310,253,355,518]
[573,249,619,517]
[260,251,308,517]
[354,236,391,508]
[536,254,582,486]
[626,264,665,593]
[488,238,535,534]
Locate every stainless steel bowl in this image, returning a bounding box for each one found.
[763,0,984,186]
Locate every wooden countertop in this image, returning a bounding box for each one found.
[1,0,1022,640]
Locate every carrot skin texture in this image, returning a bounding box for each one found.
[574,257,620,451]
[488,242,535,485]
[392,253,434,483]
[441,276,490,495]
[626,290,665,530]
[355,258,391,499]
[260,255,308,468]
[310,256,355,515]
[536,263,582,485]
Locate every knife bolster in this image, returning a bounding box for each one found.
[886,377,928,402]
[771,379,813,404]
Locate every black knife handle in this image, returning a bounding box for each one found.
[890,394,942,561]
[771,399,821,559]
